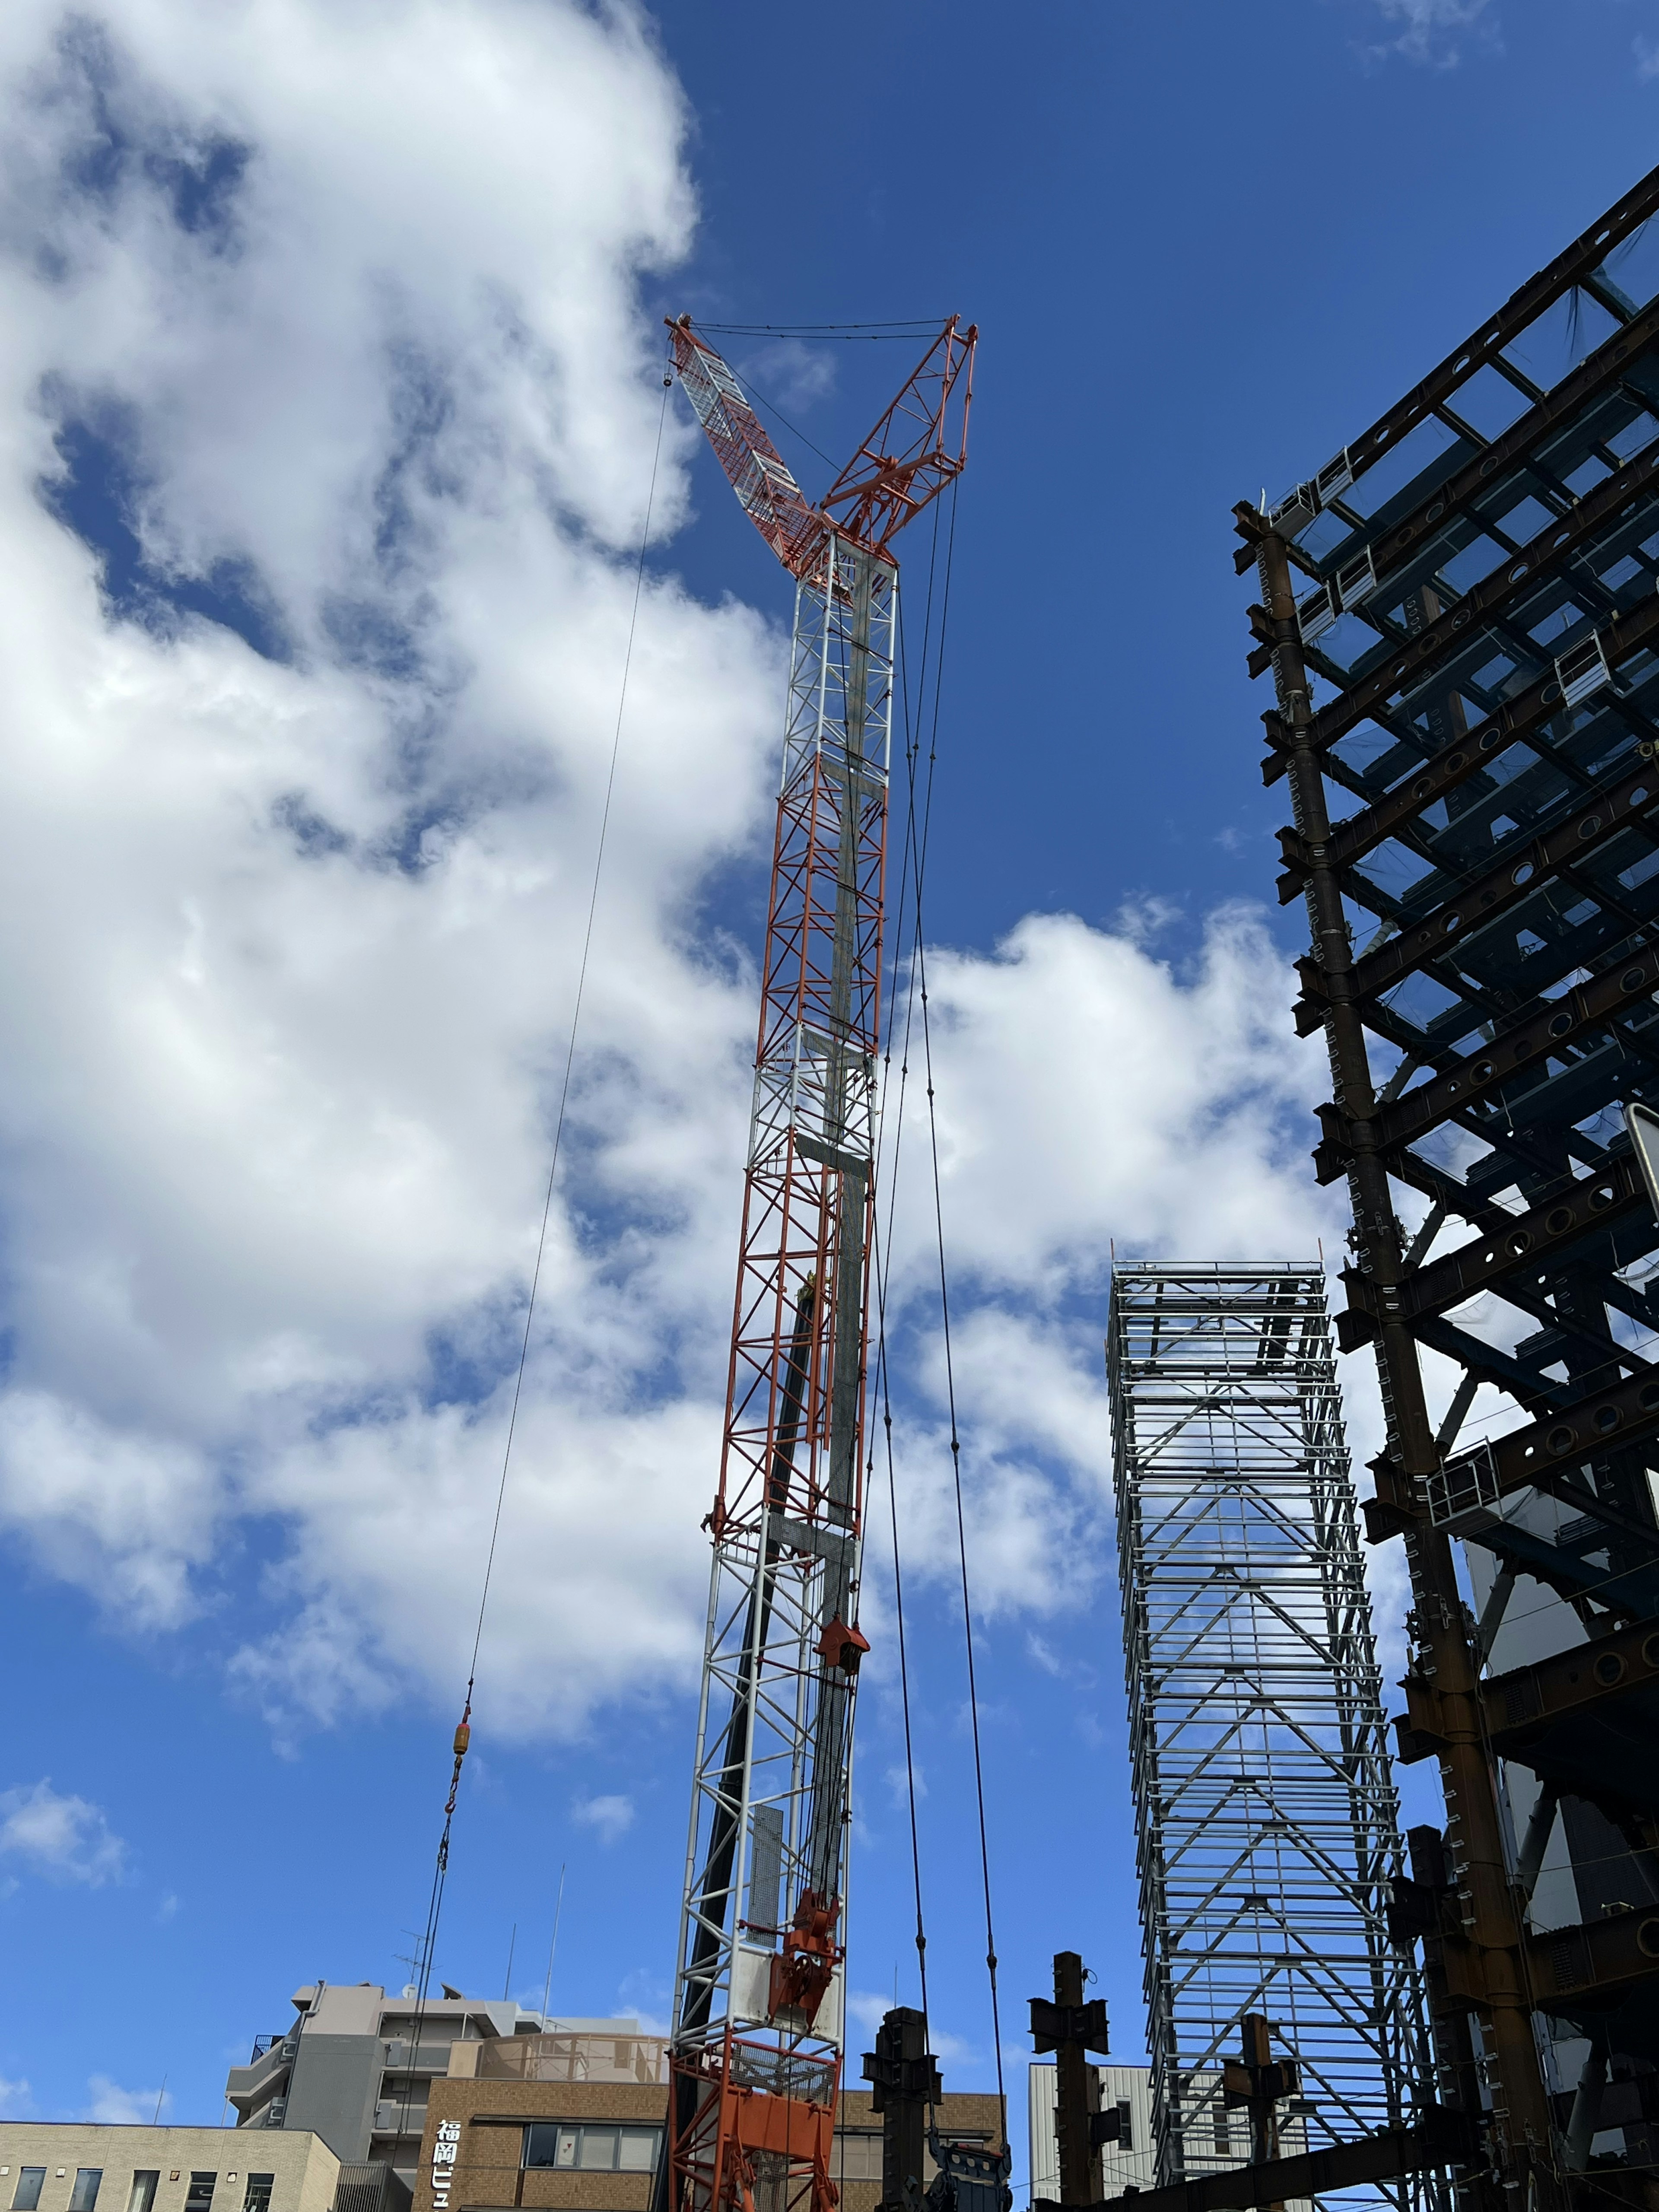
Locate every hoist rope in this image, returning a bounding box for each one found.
[866,480,951,2063]
[393,361,672,2122]
[870,475,1006,2143]
[907,484,1009,2131]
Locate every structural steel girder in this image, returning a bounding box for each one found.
[1236,159,1659,2212]
[1091,2111,1480,2212]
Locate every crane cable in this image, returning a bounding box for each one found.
[867,479,953,2064]
[871,474,1007,2144]
[904,483,1010,2136]
[393,358,672,2124]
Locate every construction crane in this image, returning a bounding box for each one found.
[662,312,976,2212]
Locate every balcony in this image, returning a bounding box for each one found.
[381,2040,451,2073]
[372,2102,428,2138]
[225,2040,296,2121]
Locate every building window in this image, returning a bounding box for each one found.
[522,2127,662,2175]
[830,2134,883,2184]
[1212,2104,1232,2157]
[70,2174,104,2212]
[13,2174,44,2212]
[127,2176,159,2212]
[185,2176,217,2212]
[242,2180,273,2212]
[1114,2102,1134,2154]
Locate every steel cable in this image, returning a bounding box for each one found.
[394,359,673,2126]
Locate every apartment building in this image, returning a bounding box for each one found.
[225,1986,554,2183]
[0,2125,337,2212]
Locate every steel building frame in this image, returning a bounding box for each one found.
[1110,1265,1432,2207]
[1234,161,1659,2212]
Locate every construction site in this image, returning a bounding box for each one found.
[17,55,1659,2212]
[636,153,1659,2212]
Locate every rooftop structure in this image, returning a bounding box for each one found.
[1235,159,1659,2212]
[1108,1265,1430,2206]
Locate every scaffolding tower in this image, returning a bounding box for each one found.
[1109,1263,1431,2206]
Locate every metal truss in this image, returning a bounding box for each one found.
[1109,1265,1433,2210]
[669,534,891,2212]
[1235,160,1659,2212]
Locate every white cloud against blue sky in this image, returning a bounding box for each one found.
[1,0,1654,2151]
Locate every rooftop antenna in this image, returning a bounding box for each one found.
[153,2076,168,2127]
[540,1864,567,2026]
[503,1922,518,2002]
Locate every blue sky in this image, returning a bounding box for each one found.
[1,0,1657,2188]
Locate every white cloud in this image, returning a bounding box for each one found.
[901,906,1338,1297]
[0,0,1396,1752]
[85,2075,167,2124]
[0,2076,33,2119]
[0,1779,126,1885]
[0,0,775,1735]
[573,1792,635,1844]
[1637,35,1659,82]
[1359,0,1496,67]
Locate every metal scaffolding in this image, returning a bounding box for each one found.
[1109,1263,1432,2206]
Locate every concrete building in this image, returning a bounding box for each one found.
[226,1985,553,2183]
[1027,2064,1157,2201]
[0,2126,338,2212]
[409,2025,1001,2212]
[828,2088,1003,2212]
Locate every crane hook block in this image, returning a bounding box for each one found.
[453,1722,471,1758]
[817,1617,871,1674]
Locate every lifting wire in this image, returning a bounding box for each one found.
[870,477,1007,2142]
[905,484,1011,2140]
[867,481,950,2059]
[393,360,672,2132]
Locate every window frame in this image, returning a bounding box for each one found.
[12,2171,46,2212]
[69,2171,104,2212]
[520,2124,662,2177]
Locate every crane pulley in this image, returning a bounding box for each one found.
[662,313,975,2212]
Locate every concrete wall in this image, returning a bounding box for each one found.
[0,2126,338,2212]
[286,2040,383,2166]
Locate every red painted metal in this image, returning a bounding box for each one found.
[667,316,976,578]
[664,318,973,2212]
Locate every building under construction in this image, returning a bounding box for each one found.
[1236,160,1659,2212]
[1109,1266,1430,2208]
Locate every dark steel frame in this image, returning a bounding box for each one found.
[1236,162,1659,2212]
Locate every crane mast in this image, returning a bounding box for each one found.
[664,316,975,2212]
